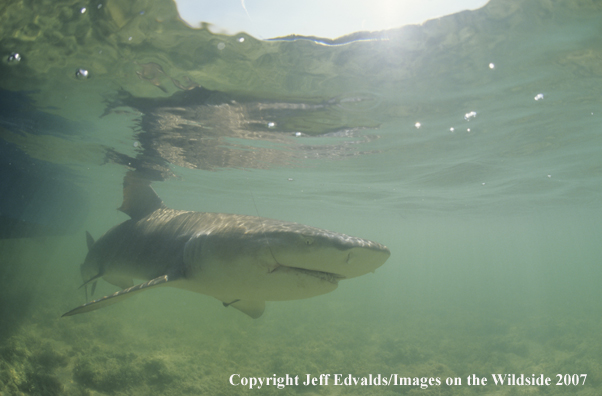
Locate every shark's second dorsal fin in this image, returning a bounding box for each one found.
[118,172,165,220]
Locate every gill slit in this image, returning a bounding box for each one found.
[250,191,280,273]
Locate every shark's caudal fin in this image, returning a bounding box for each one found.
[118,172,165,220]
[62,275,172,317]
[85,231,94,249]
[79,273,102,290]
[81,231,99,300]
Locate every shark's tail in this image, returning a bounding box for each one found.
[80,231,100,300]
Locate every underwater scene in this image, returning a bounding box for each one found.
[1,0,602,395]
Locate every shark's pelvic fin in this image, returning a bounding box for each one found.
[118,172,165,220]
[62,275,172,317]
[223,299,266,319]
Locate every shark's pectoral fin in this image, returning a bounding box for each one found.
[62,275,172,317]
[222,299,265,319]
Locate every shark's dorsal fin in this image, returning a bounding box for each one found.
[63,275,173,317]
[118,172,165,220]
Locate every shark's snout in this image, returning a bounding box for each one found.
[268,231,390,280]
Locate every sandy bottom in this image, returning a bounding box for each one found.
[1,237,601,396]
[2,301,601,395]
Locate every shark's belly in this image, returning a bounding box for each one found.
[184,262,339,302]
[180,231,340,302]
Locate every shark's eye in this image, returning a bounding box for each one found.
[304,237,313,245]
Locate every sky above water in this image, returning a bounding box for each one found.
[175,0,490,39]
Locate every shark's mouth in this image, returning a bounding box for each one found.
[271,265,345,284]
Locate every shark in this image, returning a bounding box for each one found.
[62,174,390,318]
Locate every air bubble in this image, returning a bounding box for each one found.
[294,132,303,137]
[75,68,89,79]
[217,42,226,50]
[133,141,140,148]
[534,93,544,101]
[80,7,87,13]
[238,37,245,43]
[489,63,495,69]
[414,122,421,129]
[267,122,276,128]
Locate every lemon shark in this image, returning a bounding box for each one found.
[62,175,390,318]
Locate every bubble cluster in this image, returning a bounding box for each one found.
[464,111,477,121]
[7,52,21,62]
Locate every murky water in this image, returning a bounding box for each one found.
[1,0,602,395]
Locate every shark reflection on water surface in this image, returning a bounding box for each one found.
[104,86,382,180]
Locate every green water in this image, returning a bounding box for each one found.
[1,0,602,395]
